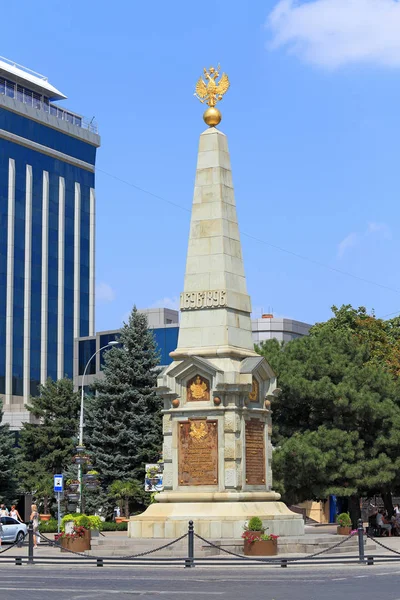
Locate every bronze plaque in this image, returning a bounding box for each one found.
[187,375,210,402]
[245,419,265,485]
[178,419,218,486]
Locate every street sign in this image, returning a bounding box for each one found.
[54,474,63,493]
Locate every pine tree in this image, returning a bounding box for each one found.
[18,378,80,510]
[0,397,17,503]
[86,307,162,494]
[258,324,400,526]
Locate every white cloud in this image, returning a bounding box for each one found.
[337,232,359,258]
[367,221,392,239]
[267,0,400,68]
[337,222,391,257]
[151,296,180,311]
[96,282,116,304]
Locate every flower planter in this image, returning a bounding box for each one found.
[39,514,51,522]
[73,456,89,465]
[115,517,129,524]
[337,526,352,536]
[67,493,80,502]
[68,484,79,492]
[85,481,99,490]
[60,536,91,553]
[244,538,278,556]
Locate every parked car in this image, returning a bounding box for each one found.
[0,516,27,543]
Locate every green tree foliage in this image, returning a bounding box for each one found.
[312,305,400,378]
[86,307,162,512]
[0,397,17,503]
[109,480,143,518]
[18,378,80,511]
[258,315,400,523]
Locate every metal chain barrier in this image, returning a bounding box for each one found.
[194,531,356,563]
[114,533,188,559]
[0,533,27,555]
[366,532,400,556]
[37,530,188,560]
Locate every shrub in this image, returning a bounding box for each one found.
[60,513,78,532]
[60,513,101,532]
[88,515,103,531]
[336,513,352,527]
[246,517,264,532]
[75,514,91,529]
[101,522,117,531]
[116,521,128,531]
[38,519,58,533]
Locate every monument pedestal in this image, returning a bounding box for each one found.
[129,498,303,539]
[129,124,303,540]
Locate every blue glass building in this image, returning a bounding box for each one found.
[74,308,180,390]
[0,57,100,429]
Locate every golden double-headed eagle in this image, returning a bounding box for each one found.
[189,421,208,442]
[195,65,230,108]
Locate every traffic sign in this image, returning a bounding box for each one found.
[54,474,63,493]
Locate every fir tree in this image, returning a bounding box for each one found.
[87,307,162,495]
[18,378,80,510]
[0,397,17,503]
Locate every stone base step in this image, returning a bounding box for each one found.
[85,534,375,558]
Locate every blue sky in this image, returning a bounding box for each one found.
[3,0,400,330]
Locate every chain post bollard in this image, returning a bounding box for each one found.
[27,521,34,565]
[185,520,195,568]
[357,518,365,563]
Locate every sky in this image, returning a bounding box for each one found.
[3,0,400,330]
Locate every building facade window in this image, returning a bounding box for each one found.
[78,339,96,376]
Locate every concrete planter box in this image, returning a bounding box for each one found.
[244,538,278,556]
[60,531,91,553]
[337,526,352,536]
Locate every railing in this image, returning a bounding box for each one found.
[3,519,400,568]
[0,83,98,135]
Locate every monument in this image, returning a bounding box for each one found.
[129,66,304,539]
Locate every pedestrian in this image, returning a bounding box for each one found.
[377,510,392,536]
[0,518,3,547]
[30,504,39,548]
[0,504,8,517]
[10,505,22,522]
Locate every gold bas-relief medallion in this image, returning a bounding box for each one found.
[187,375,210,401]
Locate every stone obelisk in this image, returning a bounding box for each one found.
[129,66,303,539]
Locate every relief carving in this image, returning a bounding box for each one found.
[187,374,210,402]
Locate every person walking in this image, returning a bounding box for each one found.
[10,505,22,522]
[30,504,39,548]
[0,518,3,547]
[0,504,8,517]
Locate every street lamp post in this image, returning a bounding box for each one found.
[78,340,118,511]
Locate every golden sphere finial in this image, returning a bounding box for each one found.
[194,64,230,128]
[203,107,221,127]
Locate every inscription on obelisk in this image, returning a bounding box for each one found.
[245,419,266,485]
[178,420,218,486]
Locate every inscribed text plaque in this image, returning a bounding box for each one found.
[178,419,218,486]
[245,419,265,485]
